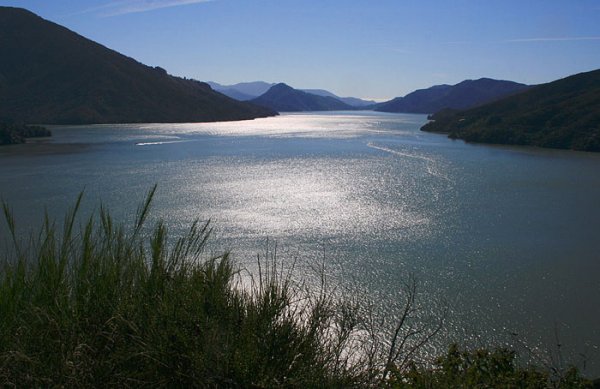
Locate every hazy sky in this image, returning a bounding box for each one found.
[3,0,600,100]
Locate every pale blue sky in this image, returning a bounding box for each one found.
[2,0,600,100]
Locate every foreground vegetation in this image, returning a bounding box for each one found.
[0,188,594,387]
[0,122,51,145]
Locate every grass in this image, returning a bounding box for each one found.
[0,187,594,387]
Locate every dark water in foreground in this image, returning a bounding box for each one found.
[1,112,599,374]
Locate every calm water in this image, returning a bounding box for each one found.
[1,111,599,374]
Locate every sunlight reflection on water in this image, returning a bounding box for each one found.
[2,112,600,375]
[134,111,421,139]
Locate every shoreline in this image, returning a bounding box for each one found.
[0,141,89,157]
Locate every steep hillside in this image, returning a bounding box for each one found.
[0,7,275,124]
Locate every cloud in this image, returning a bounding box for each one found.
[504,36,600,43]
[76,0,213,17]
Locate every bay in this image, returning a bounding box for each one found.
[1,111,599,374]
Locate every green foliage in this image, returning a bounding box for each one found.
[0,189,594,387]
[389,344,592,389]
[0,122,51,145]
[0,188,367,386]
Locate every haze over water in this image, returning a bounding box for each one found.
[1,112,599,374]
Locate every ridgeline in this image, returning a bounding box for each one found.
[0,7,276,125]
[375,78,530,114]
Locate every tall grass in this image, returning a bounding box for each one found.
[0,188,593,387]
[0,187,375,386]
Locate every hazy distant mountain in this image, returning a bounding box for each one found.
[0,7,275,124]
[339,96,378,108]
[207,86,256,101]
[208,81,275,100]
[375,78,530,114]
[208,82,375,107]
[421,69,600,152]
[251,84,355,112]
[301,89,376,107]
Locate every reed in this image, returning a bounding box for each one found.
[0,188,591,387]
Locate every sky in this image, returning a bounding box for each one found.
[2,0,600,100]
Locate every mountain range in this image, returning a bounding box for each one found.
[209,81,376,107]
[0,7,275,124]
[0,7,536,123]
[2,6,597,153]
[374,78,530,114]
[211,78,530,114]
[421,69,600,152]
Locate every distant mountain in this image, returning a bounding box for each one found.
[250,83,355,112]
[208,81,275,100]
[208,82,376,107]
[301,89,376,107]
[0,7,276,124]
[300,89,339,99]
[421,69,600,152]
[209,87,256,101]
[339,96,378,108]
[375,78,530,114]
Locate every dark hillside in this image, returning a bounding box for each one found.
[421,69,600,151]
[0,7,275,124]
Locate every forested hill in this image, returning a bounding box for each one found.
[0,7,276,124]
[421,69,600,152]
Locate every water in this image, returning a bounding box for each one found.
[1,111,599,374]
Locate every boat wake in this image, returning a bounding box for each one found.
[135,140,186,146]
[366,142,453,183]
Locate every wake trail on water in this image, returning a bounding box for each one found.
[366,142,453,184]
[135,140,188,146]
